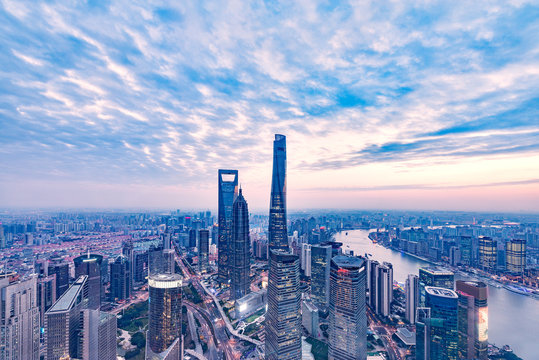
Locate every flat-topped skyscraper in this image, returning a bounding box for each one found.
[218,169,238,284]
[268,134,288,251]
[74,253,103,310]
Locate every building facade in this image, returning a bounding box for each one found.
[506,239,526,274]
[268,134,288,251]
[479,237,497,273]
[310,244,332,312]
[405,274,419,324]
[328,255,367,360]
[456,281,488,360]
[110,256,131,302]
[418,267,454,306]
[231,188,251,301]
[375,262,393,317]
[198,229,210,274]
[74,253,103,310]
[217,169,238,284]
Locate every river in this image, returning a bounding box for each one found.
[334,229,538,360]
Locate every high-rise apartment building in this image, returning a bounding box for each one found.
[506,239,526,274]
[328,256,367,360]
[268,134,288,251]
[418,267,454,306]
[74,253,103,309]
[231,188,251,301]
[0,275,40,360]
[405,274,419,324]
[265,250,301,360]
[479,237,497,273]
[310,244,332,312]
[147,274,183,357]
[198,229,210,274]
[416,287,459,360]
[110,256,131,301]
[218,169,238,284]
[456,281,488,360]
[45,275,89,360]
[375,262,393,317]
[367,260,379,308]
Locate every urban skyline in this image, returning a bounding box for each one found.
[1,1,539,211]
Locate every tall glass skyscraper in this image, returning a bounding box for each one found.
[328,255,367,360]
[265,249,301,360]
[231,188,251,301]
[456,280,488,360]
[218,169,238,284]
[268,134,288,251]
[198,229,210,274]
[505,239,526,274]
[74,253,103,310]
[310,244,332,311]
[418,267,454,306]
[405,274,419,324]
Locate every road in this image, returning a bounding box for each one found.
[366,306,404,360]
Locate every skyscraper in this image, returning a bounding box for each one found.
[45,275,89,360]
[405,274,419,324]
[418,267,454,306]
[0,222,5,248]
[479,237,497,273]
[456,280,488,360]
[375,262,393,317]
[367,260,379,308]
[74,253,103,309]
[218,169,238,284]
[81,309,118,360]
[310,244,332,311]
[198,229,210,274]
[231,188,251,301]
[147,274,183,358]
[189,228,197,249]
[110,255,131,301]
[268,134,288,251]
[328,255,367,360]
[301,243,312,276]
[37,274,57,332]
[506,239,526,275]
[416,286,459,360]
[48,260,70,298]
[265,250,301,360]
[122,241,135,292]
[0,275,40,360]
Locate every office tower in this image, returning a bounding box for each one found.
[479,236,497,272]
[456,281,488,360]
[162,228,172,250]
[449,246,461,266]
[265,250,301,360]
[302,299,319,337]
[310,244,332,311]
[376,262,393,317]
[231,188,251,301]
[134,250,148,283]
[418,267,454,306]
[37,274,57,330]
[122,241,135,292]
[110,256,131,301]
[147,274,183,357]
[217,169,239,284]
[81,309,117,360]
[506,239,526,274]
[49,261,70,297]
[416,287,459,360]
[45,275,89,360]
[0,276,40,360]
[268,134,288,251]
[328,256,367,360]
[148,245,175,276]
[74,253,103,309]
[367,260,379,307]
[198,229,210,274]
[301,243,312,276]
[321,241,343,258]
[189,228,197,249]
[405,274,419,324]
[0,222,5,248]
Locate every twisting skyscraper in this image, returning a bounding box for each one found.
[231,188,251,301]
[328,256,367,360]
[218,169,238,284]
[268,134,288,251]
[265,250,301,360]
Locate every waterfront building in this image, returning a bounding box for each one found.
[456,281,488,360]
[479,237,497,273]
[375,262,393,317]
[74,253,103,309]
[416,287,459,360]
[418,267,454,306]
[198,229,210,274]
[310,244,332,311]
[506,239,526,275]
[110,256,131,301]
[147,274,183,356]
[265,250,301,360]
[405,274,419,324]
[328,255,367,360]
[217,169,239,284]
[48,260,70,298]
[268,134,288,251]
[0,275,40,360]
[231,188,251,301]
[302,299,319,337]
[45,275,89,360]
[81,309,117,360]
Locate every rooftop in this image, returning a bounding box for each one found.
[47,275,87,313]
[425,286,458,299]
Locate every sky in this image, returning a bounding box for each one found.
[1,0,539,212]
